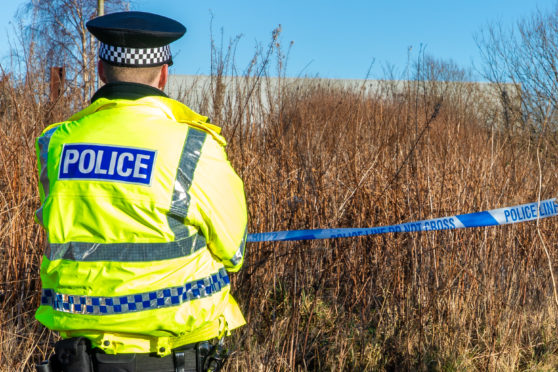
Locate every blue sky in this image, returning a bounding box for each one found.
[1,0,557,80]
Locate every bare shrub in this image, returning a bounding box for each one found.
[476,4,558,136]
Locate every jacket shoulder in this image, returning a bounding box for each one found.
[39,122,65,137]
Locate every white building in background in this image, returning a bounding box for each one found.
[165,75,517,127]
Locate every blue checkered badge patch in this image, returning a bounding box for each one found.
[59,144,156,185]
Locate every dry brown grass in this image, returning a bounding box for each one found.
[1,54,558,371]
[0,73,58,371]
[216,75,558,371]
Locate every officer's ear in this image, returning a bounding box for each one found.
[98,60,107,84]
[158,64,168,90]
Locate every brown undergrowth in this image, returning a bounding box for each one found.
[221,77,558,371]
[1,58,558,371]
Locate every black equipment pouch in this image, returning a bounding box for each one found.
[53,337,93,372]
[173,345,198,372]
[94,353,136,372]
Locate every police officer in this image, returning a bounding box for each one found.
[34,11,247,372]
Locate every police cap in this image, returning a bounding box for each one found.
[86,11,186,67]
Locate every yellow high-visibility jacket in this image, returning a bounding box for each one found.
[34,82,247,356]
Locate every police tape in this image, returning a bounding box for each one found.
[246,198,558,242]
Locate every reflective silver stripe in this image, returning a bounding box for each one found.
[228,228,247,266]
[47,233,206,262]
[35,207,44,227]
[40,268,230,315]
[168,128,207,240]
[36,127,59,225]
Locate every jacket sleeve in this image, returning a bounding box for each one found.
[190,134,248,272]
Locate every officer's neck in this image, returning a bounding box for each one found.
[91,82,169,103]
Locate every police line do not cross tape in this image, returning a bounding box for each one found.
[246,198,558,242]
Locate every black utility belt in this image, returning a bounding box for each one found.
[36,337,229,372]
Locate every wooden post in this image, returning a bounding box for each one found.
[98,0,104,16]
[0,74,8,116]
[49,67,65,102]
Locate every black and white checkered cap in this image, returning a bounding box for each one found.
[99,42,172,67]
[87,11,185,68]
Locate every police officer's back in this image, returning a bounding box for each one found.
[34,11,247,372]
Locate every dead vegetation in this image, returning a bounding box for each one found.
[1,10,558,372]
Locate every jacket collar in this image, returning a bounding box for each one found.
[91,82,168,103]
[68,82,225,144]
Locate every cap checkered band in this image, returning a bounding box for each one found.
[40,268,230,315]
[99,42,171,67]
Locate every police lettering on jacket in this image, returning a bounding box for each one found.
[59,144,156,185]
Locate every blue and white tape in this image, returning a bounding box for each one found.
[247,198,558,242]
